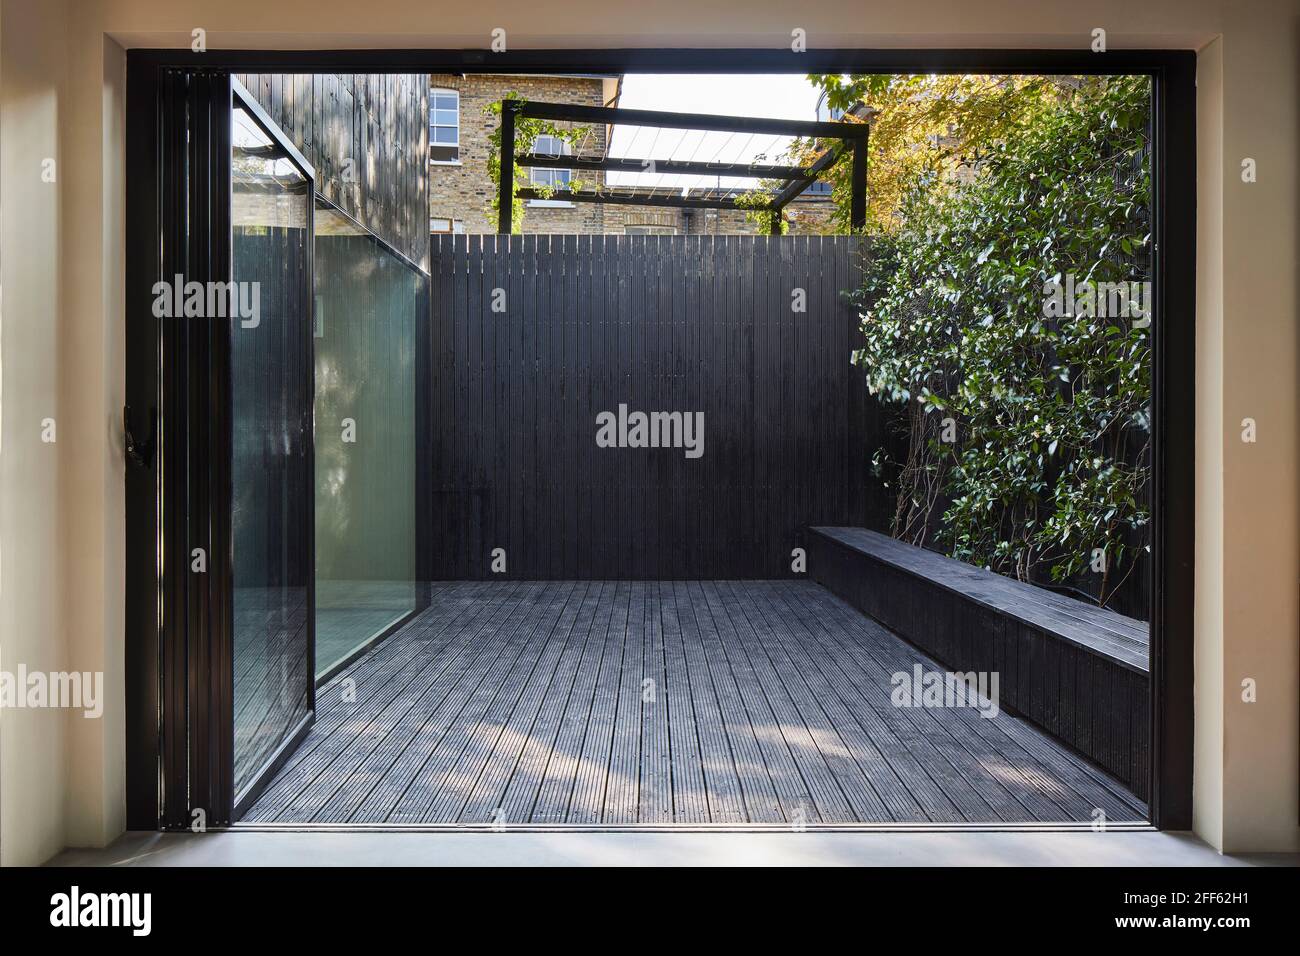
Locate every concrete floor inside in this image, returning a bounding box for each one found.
[49,829,1298,867]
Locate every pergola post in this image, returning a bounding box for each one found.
[498,101,517,234]
[850,136,868,231]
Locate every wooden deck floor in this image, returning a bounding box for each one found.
[244,581,1147,826]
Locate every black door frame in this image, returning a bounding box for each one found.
[126,47,1195,831]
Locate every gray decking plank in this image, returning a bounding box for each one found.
[496,583,601,823]
[408,582,575,822]
[722,581,929,822]
[567,581,631,823]
[603,581,647,823]
[300,590,537,824]
[764,581,1029,822]
[245,583,500,821]
[257,582,470,788]
[530,582,617,823]
[733,580,962,822]
[691,584,824,823]
[673,582,749,823]
[339,585,541,822]
[455,582,589,823]
[280,582,533,822]
[711,581,882,823]
[637,582,674,824]
[371,583,551,822]
[658,580,711,822]
[689,583,785,823]
[429,582,585,823]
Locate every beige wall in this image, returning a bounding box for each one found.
[1,0,127,867]
[0,0,1296,864]
[0,0,69,868]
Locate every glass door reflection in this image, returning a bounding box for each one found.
[229,89,315,801]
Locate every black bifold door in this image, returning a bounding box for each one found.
[130,71,316,826]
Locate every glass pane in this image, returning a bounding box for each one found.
[313,201,425,676]
[435,109,458,127]
[230,104,314,796]
[434,126,457,144]
[434,93,458,110]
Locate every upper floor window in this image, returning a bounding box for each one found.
[529,135,573,188]
[430,89,459,164]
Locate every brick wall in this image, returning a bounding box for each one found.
[430,73,613,235]
[603,198,838,236]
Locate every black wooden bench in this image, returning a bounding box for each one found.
[808,526,1150,800]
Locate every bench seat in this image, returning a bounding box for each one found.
[809,526,1150,800]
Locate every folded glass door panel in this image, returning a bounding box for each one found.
[229,83,316,808]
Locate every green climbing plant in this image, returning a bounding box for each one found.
[852,75,1152,608]
[485,93,589,232]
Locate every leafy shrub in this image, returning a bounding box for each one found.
[853,76,1151,608]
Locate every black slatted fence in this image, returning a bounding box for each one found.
[429,233,880,579]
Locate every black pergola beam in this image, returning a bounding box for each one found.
[499,99,868,232]
[768,141,848,209]
[515,187,752,210]
[517,100,870,140]
[517,153,812,180]
[765,131,868,231]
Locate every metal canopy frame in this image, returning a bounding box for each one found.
[498,99,870,234]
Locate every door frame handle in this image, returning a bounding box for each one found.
[124,404,157,468]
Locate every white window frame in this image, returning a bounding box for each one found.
[430,88,460,165]
[528,134,576,206]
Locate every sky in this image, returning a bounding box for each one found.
[600,74,825,192]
